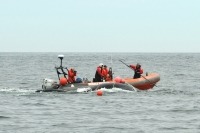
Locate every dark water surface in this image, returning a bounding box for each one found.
[0,52,200,133]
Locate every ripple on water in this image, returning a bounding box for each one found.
[0,116,10,119]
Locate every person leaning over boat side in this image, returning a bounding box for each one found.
[67,68,77,83]
[130,63,143,79]
[94,63,104,82]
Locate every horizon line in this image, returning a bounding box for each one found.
[0,51,200,54]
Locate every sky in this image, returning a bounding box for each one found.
[0,0,199,52]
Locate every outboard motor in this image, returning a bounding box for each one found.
[42,78,59,90]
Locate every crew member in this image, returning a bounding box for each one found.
[94,63,104,82]
[130,63,143,79]
[107,67,113,81]
[102,65,112,81]
[102,65,108,81]
[68,68,77,83]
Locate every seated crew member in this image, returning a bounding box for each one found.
[107,67,113,81]
[102,65,108,81]
[94,63,104,82]
[129,63,143,79]
[68,68,77,83]
[102,65,112,81]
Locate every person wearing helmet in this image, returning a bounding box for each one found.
[67,68,77,83]
[94,63,104,82]
[130,63,143,79]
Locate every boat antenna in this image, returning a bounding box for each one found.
[58,54,64,67]
[110,53,114,81]
[110,53,115,88]
[55,55,68,79]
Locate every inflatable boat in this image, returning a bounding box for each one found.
[124,73,160,90]
[36,72,159,92]
[36,55,160,92]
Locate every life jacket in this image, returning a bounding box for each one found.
[102,68,109,78]
[68,69,76,83]
[134,68,142,79]
[104,67,113,81]
[103,67,113,81]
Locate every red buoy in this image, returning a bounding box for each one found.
[96,90,103,96]
[59,77,68,86]
[114,76,122,83]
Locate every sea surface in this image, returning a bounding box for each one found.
[0,52,200,133]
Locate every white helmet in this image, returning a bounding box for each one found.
[99,63,103,67]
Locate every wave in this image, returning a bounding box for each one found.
[0,116,10,119]
[0,87,35,93]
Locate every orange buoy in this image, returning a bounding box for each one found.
[59,77,68,86]
[114,76,122,83]
[96,90,103,96]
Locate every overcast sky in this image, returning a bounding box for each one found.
[0,0,199,52]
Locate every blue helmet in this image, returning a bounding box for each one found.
[76,77,82,83]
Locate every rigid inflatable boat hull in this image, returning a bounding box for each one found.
[124,73,160,90]
[37,82,136,92]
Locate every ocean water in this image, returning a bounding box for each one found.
[0,52,200,133]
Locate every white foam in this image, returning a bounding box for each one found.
[77,87,91,93]
[0,87,35,93]
[98,87,135,93]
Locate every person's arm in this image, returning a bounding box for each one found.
[68,70,72,77]
[130,65,136,70]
